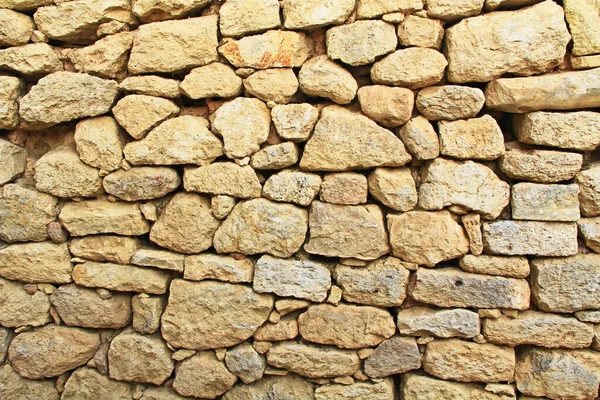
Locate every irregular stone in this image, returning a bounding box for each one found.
[485,67,600,112]
[162,279,273,350]
[112,95,179,139]
[244,68,298,104]
[498,143,583,183]
[0,43,62,77]
[459,254,529,278]
[180,63,242,99]
[357,85,414,128]
[131,248,184,272]
[401,373,514,400]
[8,325,100,379]
[219,0,280,37]
[128,16,218,74]
[515,347,600,400]
[409,267,531,309]
[19,71,118,130]
[283,0,354,29]
[0,364,59,400]
[140,386,189,400]
[254,314,298,341]
[0,0,53,10]
[222,374,314,400]
[271,103,319,142]
[0,276,50,328]
[417,85,484,120]
[250,142,299,170]
[69,235,140,264]
[60,199,150,236]
[74,116,126,172]
[397,15,444,49]
[576,165,600,217]
[397,116,439,161]
[150,192,219,254]
[483,310,594,348]
[173,351,237,398]
[219,30,313,69]
[211,195,237,220]
[357,0,423,18]
[319,172,368,205]
[511,182,580,222]
[72,261,170,294]
[266,341,360,378]
[368,167,417,212]
[438,115,505,160]
[0,76,22,130]
[298,55,358,104]
[315,379,395,400]
[184,253,253,283]
[214,198,308,258]
[424,339,515,382]
[0,9,33,46]
[484,0,543,10]
[103,167,180,201]
[119,75,181,98]
[275,299,311,316]
[462,213,483,255]
[428,0,485,20]
[0,241,72,283]
[0,140,27,185]
[531,254,600,313]
[132,0,210,23]
[67,32,132,79]
[262,170,321,206]
[364,337,420,378]
[109,330,173,385]
[564,0,600,56]
[124,116,223,166]
[184,163,261,199]
[578,217,600,252]
[371,48,447,89]
[225,342,266,384]
[326,21,397,66]
[132,294,164,334]
[298,303,395,348]
[62,367,132,400]
[51,283,131,329]
[397,306,480,338]
[482,220,578,256]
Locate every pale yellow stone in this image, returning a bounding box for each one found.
[319,172,368,205]
[357,0,423,18]
[184,253,253,283]
[73,261,171,294]
[275,299,311,316]
[398,116,440,161]
[254,314,299,341]
[250,142,299,170]
[402,373,515,400]
[0,363,59,400]
[298,55,358,104]
[439,115,505,160]
[417,85,485,120]
[184,162,261,199]
[326,21,397,66]
[132,0,210,23]
[244,68,298,104]
[131,248,184,272]
[103,167,180,201]
[357,85,414,128]
[211,195,237,220]
[283,0,354,29]
[69,235,140,264]
[484,0,542,10]
[119,75,181,98]
[67,32,133,79]
[0,76,22,130]
[62,367,132,400]
[461,213,483,255]
[578,217,600,253]
[222,375,314,400]
[132,294,164,334]
[368,167,417,212]
[219,0,280,37]
[397,15,444,49]
[571,53,600,70]
[75,116,126,172]
[180,63,242,99]
[427,0,484,20]
[0,276,50,328]
[271,103,319,142]
[112,94,179,140]
[0,241,72,284]
[396,306,480,338]
[0,139,27,184]
[0,9,33,46]
[576,165,600,217]
[0,43,63,77]
[262,169,321,206]
[564,0,600,56]
[460,254,529,278]
[371,48,447,89]
[315,379,395,400]
[511,183,580,222]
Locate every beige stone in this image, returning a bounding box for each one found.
[315,379,395,400]
[132,294,164,334]
[459,254,529,278]
[180,63,242,99]
[219,30,313,69]
[417,86,485,120]
[482,220,578,256]
[112,95,179,140]
[219,0,280,37]
[0,329,10,363]
[357,0,423,18]
[398,116,440,161]
[225,342,266,384]
[0,0,53,10]
[0,140,27,185]
[0,277,50,328]
[409,267,531,309]
[283,0,354,29]
[73,261,170,294]
[211,195,237,220]
[426,0,483,20]
[61,367,132,400]
[402,373,515,400]
[9,325,100,379]
[262,170,321,206]
[0,241,72,283]
[266,341,360,378]
[363,337,420,378]
[483,310,594,348]
[244,68,298,104]
[298,55,358,104]
[576,165,600,217]
[214,198,308,258]
[69,235,140,264]
[0,43,63,77]
[222,374,314,400]
[271,103,319,142]
[132,0,210,23]
[67,32,132,79]
[485,67,600,112]
[0,9,33,46]
[298,303,395,348]
[396,306,480,338]
[60,199,150,236]
[250,142,299,170]
[462,213,483,255]
[511,183,580,222]
[424,339,514,383]
[141,386,189,400]
[254,313,298,341]
[578,217,600,252]
[357,85,414,128]
[75,116,126,172]
[0,76,22,130]
[368,167,417,212]
[0,364,60,400]
[564,0,600,56]
[397,15,444,49]
[319,172,368,205]
[327,21,397,66]
[173,352,237,398]
[50,283,131,329]
[484,0,543,10]
[183,162,260,199]
[119,75,181,98]
[103,167,180,201]
[162,279,273,350]
[439,115,505,160]
[371,48,447,89]
[571,53,600,70]
[124,116,223,166]
[184,253,253,283]
[276,298,311,316]
[131,248,184,272]
[531,254,600,313]
[128,16,218,74]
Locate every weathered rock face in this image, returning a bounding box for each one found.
[243,68,298,104]
[396,306,480,339]
[112,94,179,140]
[173,351,237,398]
[511,183,580,222]
[180,62,242,100]
[564,0,600,56]
[397,15,444,49]
[225,342,266,384]
[132,0,210,23]
[74,116,126,172]
[357,85,414,128]
[184,253,253,283]
[223,374,314,400]
[578,217,600,252]
[402,373,514,400]
[364,337,421,378]
[0,276,51,327]
[262,169,321,206]
[416,85,485,121]
[0,140,27,185]
[69,235,140,264]
[271,103,319,142]
[219,0,280,37]
[459,254,529,278]
[326,21,397,66]
[0,364,60,400]
[371,48,448,89]
[298,55,358,104]
[67,32,133,79]
[438,115,505,161]
[0,43,63,77]
[575,165,600,217]
[184,162,261,199]
[0,76,22,130]
[103,167,180,201]
[398,116,440,161]
[315,379,396,400]
[72,261,171,294]
[0,241,72,283]
[357,0,424,18]
[61,367,132,400]
[283,0,354,29]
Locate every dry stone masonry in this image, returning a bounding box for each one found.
[0,0,599,399]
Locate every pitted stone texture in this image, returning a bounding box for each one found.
[326,21,397,66]
[576,165,600,217]
[564,0,600,56]
[0,0,53,9]
[225,342,266,384]
[0,276,50,328]
[0,241,72,283]
[368,167,417,212]
[132,294,164,334]
[103,167,180,201]
[0,140,27,185]
[0,43,63,77]
[357,0,424,18]
[315,379,396,400]
[319,172,368,205]
[398,116,440,161]
[427,0,483,20]
[112,95,179,140]
[219,0,280,37]
[180,63,242,99]
[222,374,315,400]
[439,115,504,161]
[262,170,321,206]
[184,162,261,199]
[283,0,354,30]
[397,306,480,338]
[254,314,298,341]
[140,386,189,400]
[371,48,447,89]
[61,367,132,400]
[0,9,33,46]
[271,103,319,142]
[357,86,414,128]
[298,55,358,104]
[402,372,515,400]
[174,351,237,398]
[0,76,22,130]
[250,142,299,170]
[72,261,171,294]
[579,217,600,253]
[67,32,133,79]
[75,116,126,172]
[244,69,298,104]
[69,235,140,264]
[409,267,531,310]
[184,253,253,283]
[132,0,210,23]
[0,364,59,400]
[364,337,421,378]
[161,279,273,350]
[397,15,444,49]
[120,75,181,98]
[511,183,580,222]
[459,254,529,278]
[417,86,485,121]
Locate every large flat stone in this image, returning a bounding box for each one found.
[0,241,72,283]
[72,261,171,294]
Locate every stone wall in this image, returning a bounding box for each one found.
[1,0,600,399]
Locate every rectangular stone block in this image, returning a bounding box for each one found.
[511,183,580,222]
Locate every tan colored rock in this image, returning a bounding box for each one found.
[271,103,319,142]
[132,0,210,23]
[531,254,600,313]
[0,9,33,46]
[73,261,170,294]
[211,195,237,220]
[402,373,515,400]
[319,172,368,205]
[103,167,180,201]
[424,339,514,383]
[222,374,314,400]
[0,328,10,363]
[511,183,580,222]
[69,235,140,264]
[483,310,594,348]
[387,211,469,266]
[67,32,132,79]
[0,241,72,283]
[283,0,354,29]
[326,21,396,66]
[484,0,543,10]
[112,95,179,140]
[244,68,298,104]
[173,351,237,398]
[141,386,189,400]
[132,294,164,334]
[8,325,100,379]
[459,254,529,278]
[275,299,311,316]
[485,67,600,112]
[250,142,299,170]
[298,303,395,348]
[74,116,126,172]
[564,0,600,56]
[482,220,578,256]
[579,217,600,252]
[225,342,266,384]
[397,15,444,49]
[266,341,360,378]
[396,306,480,338]
[150,192,219,254]
[254,313,298,341]
[119,75,181,98]
[219,0,280,37]
[368,167,417,212]
[124,116,223,166]
[161,279,273,350]
[298,55,358,104]
[184,253,253,283]
[262,170,321,206]
[0,364,60,400]
[0,0,53,10]
[61,367,132,400]
[398,116,440,161]
[427,0,483,20]
[439,115,505,160]
[128,16,218,74]
[0,43,62,77]
[214,198,308,258]
[131,248,184,272]
[357,0,423,18]
[576,165,600,217]
[315,379,395,400]
[357,85,414,128]
[219,30,313,69]
[180,63,242,99]
[417,86,485,120]
[462,213,483,255]
[0,276,50,328]
[60,199,150,236]
[0,76,22,130]
[571,53,600,70]
[363,337,420,378]
[516,347,600,400]
[0,140,27,185]
[371,48,447,89]
[409,267,531,309]
[499,143,583,183]
[51,283,131,329]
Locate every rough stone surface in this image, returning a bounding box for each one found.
[0,276,50,327]
[72,261,170,294]
[0,241,72,283]
[578,217,600,252]
[262,169,321,206]
[180,63,242,99]
[69,235,140,264]
[459,254,529,278]
[368,167,417,212]
[397,306,480,338]
[250,142,299,170]
[364,337,421,378]
[315,379,396,400]
[298,56,358,104]
[67,32,133,79]
[0,140,27,185]
[0,43,63,77]
[283,0,354,30]
[271,103,319,142]
[132,294,164,334]
[398,116,440,161]
[0,364,60,400]
[326,21,397,66]
[575,165,600,217]
[184,253,253,283]
[438,115,505,161]
[222,374,315,400]
[402,373,514,400]
[112,94,179,140]
[244,69,298,104]
[397,15,444,49]
[225,342,266,384]
[74,116,126,172]
[371,48,448,89]
[173,351,237,398]
[564,0,600,56]
[119,75,181,98]
[131,248,184,272]
[103,167,180,201]
[511,183,580,222]
[319,172,368,205]
[417,85,485,121]
[0,9,34,46]
[219,0,280,37]
[357,0,424,18]
[357,85,414,128]
[0,76,22,130]
[61,367,132,400]
[132,0,211,23]
[184,162,261,199]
